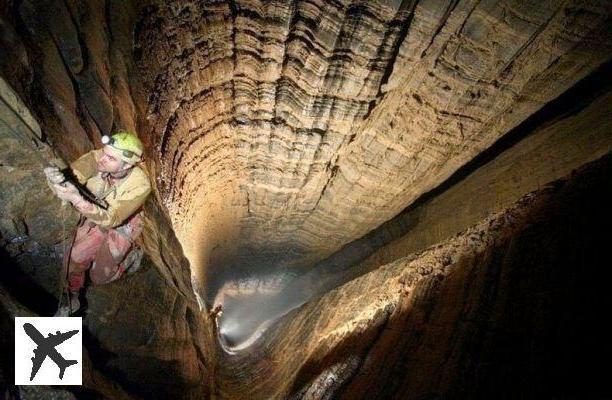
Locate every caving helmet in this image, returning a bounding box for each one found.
[101,131,144,164]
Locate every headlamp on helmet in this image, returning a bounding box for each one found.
[101,132,144,164]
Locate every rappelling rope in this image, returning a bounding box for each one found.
[56,202,67,314]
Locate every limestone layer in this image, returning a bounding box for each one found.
[135,0,612,285]
[214,153,612,399]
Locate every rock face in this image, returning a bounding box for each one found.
[134,0,612,292]
[1,0,612,399]
[303,58,612,291]
[215,154,612,399]
[1,2,213,398]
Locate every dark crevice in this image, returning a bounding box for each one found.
[420,0,460,59]
[0,247,59,317]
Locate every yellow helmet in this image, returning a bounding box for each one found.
[101,131,144,164]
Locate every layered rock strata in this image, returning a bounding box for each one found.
[135,0,612,292]
[214,154,612,399]
[300,58,612,293]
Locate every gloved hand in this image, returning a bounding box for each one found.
[44,166,65,197]
[52,181,82,204]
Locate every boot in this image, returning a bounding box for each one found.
[55,292,81,317]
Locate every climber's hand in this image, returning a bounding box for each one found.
[53,181,81,204]
[44,166,65,185]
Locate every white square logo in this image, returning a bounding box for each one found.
[15,317,82,385]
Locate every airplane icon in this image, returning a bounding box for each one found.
[23,323,79,381]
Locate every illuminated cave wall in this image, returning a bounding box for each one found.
[134,0,612,297]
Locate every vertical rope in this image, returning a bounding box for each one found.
[56,202,68,313]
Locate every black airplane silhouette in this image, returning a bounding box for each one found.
[23,323,79,381]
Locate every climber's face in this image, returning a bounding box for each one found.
[97,146,130,173]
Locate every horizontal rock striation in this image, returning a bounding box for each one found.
[298,58,612,293]
[135,0,612,291]
[215,153,612,399]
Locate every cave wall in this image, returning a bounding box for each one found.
[331,153,612,399]
[0,0,140,158]
[217,153,612,399]
[0,75,79,300]
[358,75,612,272]
[134,0,612,291]
[302,59,612,292]
[0,2,214,398]
[357,70,612,272]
